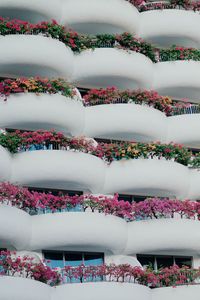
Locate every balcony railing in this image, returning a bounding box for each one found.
[128,0,200,12]
[171,104,200,115]
[1,252,200,289]
[1,183,200,221]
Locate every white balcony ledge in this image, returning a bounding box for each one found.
[125,218,200,255]
[0,276,199,300]
[139,10,200,48]
[2,93,200,147]
[0,147,200,199]
[10,151,105,193]
[0,276,51,300]
[0,0,62,23]
[0,93,84,136]
[0,146,12,182]
[2,204,200,254]
[30,212,127,252]
[152,285,200,300]
[0,205,31,250]
[61,0,140,35]
[167,114,200,148]
[72,48,153,89]
[0,205,127,252]
[84,103,167,142]
[0,35,74,78]
[56,282,151,300]
[153,61,200,101]
[0,277,151,300]
[104,158,190,198]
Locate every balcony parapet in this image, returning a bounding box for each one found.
[0,133,200,197]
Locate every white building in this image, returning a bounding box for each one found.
[0,1,200,300]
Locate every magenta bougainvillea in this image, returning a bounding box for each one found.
[0,77,75,100]
[0,251,199,288]
[1,17,200,62]
[1,183,200,220]
[0,250,61,286]
[0,78,197,116]
[0,130,194,166]
[127,0,200,12]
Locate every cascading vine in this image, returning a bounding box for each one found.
[1,17,200,62]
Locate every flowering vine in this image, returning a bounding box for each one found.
[1,78,198,116]
[127,0,200,12]
[0,250,61,286]
[1,183,200,220]
[83,87,197,115]
[0,78,75,100]
[0,251,199,288]
[1,17,200,62]
[0,129,196,166]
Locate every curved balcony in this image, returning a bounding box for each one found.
[10,150,105,193]
[84,103,167,142]
[0,0,61,23]
[139,10,200,48]
[0,204,127,252]
[125,218,200,255]
[187,170,200,200]
[0,93,84,136]
[0,277,151,300]
[0,277,51,300]
[104,158,190,198]
[0,35,73,78]
[0,205,31,250]
[1,144,200,198]
[30,212,127,252]
[56,282,150,300]
[72,48,153,89]
[0,146,12,182]
[61,0,140,34]
[153,61,200,100]
[152,285,200,300]
[167,114,200,148]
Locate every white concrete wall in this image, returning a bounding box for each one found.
[125,219,200,255]
[152,285,200,300]
[1,34,200,101]
[1,275,200,300]
[0,277,151,300]
[1,0,200,49]
[1,93,200,147]
[0,147,200,198]
[2,205,200,256]
[139,10,200,48]
[0,93,84,137]
[0,35,74,78]
[61,0,140,34]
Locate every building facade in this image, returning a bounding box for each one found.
[0,1,200,300]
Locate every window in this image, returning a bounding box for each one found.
[43,251,104,269]
[0,248,7,274]
[43,251,104,283]
[118,194,151,203]
[77,87,89,98]
[28,186,83,197]
[137,254,192,270]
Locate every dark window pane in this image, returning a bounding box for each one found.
[84,253,104,266]
[175,257,192,268]
[137,255,155,268]
[133,196,148,203]
[43,251,64,268]
[65,253,83,266]
[118,194,133,203]
[29,187,82,196]
[157,256,173,269]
